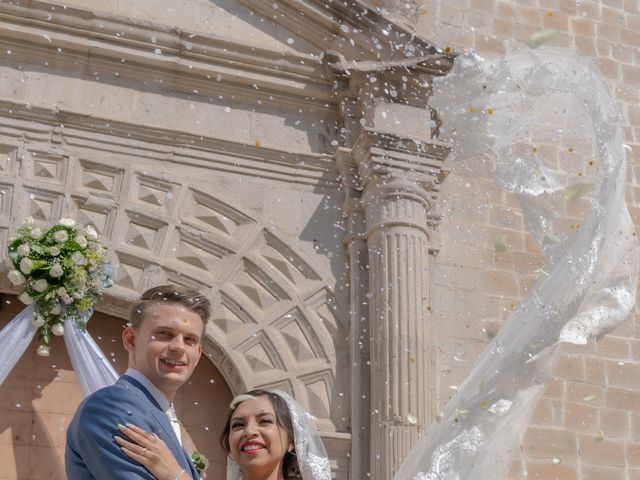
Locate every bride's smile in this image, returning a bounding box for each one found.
[228,395,292,479]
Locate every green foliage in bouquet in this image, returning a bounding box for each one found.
[190,451,209,478]
[6,217,112,356]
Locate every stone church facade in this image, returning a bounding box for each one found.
[0,1,639,480]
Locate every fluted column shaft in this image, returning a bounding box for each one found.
[365,177,432,480]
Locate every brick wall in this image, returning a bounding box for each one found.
[420,1,640,478]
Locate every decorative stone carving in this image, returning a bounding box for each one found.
[0,1,336,116]
[258,231,322,286]
[0,128,349,435]
[0,183,13,221]
[23,189,63,222]
[0,144,17,173]
[239,331,285,373]
[183,188,255,241]
[130,173,180,212]
[69,194,118,238]
[301,372,334,419]
[212,292,257,334]
[77,159,124,195]
[278,312,321,362]
[27,151,68,184]
[125,215,166,253]
[114,251,147,291]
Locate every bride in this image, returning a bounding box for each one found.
[116,389,331,480]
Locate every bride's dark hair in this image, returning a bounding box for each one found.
[220,389,301,479]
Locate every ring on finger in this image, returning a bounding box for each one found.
[141,447,147,456]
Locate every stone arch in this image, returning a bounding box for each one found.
[0,141,349,431]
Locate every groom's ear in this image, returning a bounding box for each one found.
[122,326,136,352]
[194,343,203,367]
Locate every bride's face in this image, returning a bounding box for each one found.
[229,395,292,479]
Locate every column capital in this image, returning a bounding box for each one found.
[361,175,436,241]
[354,127,450,180]
[353,128,450,208]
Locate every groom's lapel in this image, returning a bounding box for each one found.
[119,375,192,469]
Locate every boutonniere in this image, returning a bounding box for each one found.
[190,451,209,477]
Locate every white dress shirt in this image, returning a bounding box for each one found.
[125,368,182,445]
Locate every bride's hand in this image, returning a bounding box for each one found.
[115,423,190,480]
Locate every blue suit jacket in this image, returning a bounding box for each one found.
[65,375,199,479]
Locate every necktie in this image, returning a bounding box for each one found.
[165,404,182,445]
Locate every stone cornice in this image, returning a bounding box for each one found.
[0,100,340,187]
[239,0,452,75]
[0,0,336,113]
[0,0,453,115]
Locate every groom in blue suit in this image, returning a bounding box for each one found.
[65,285,211,479]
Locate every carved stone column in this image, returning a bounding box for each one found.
[365,175,431,478]
[354,130,449,479]
[332,57,452,478]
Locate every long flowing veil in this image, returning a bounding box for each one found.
[393,48,639,480]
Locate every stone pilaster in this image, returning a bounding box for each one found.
[337,148,370,480]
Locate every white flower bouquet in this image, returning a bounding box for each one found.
[7,217,112,356]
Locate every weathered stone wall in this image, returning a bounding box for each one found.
[417,1,640,478]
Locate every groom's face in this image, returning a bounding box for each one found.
[122,302,203,400]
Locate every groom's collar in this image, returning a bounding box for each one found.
[124,368,171,411]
